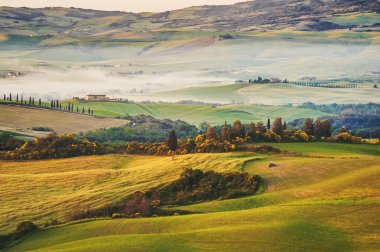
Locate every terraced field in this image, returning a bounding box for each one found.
[2,143,379,251]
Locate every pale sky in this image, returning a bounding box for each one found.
[0,0,244,12]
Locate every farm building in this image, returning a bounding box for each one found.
[84,94,108,102]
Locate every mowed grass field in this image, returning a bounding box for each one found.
[2,143,380,251]
[63,101,332,126]
[0,104,127,135]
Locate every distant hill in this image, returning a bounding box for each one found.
[0,0,379,38]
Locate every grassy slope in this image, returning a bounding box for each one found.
[325,13,380,26]
[157,83,380,105]
[4,143,380,251]
[63,101,332,126]
[0,104,127,135]
[0,153,257,233]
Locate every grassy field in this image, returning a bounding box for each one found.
[0,104,127,136]
[0,153,257,233]
[2,142,379,251]
[61,101,332,126]
[324,13,380,27]
[158,83,380,105]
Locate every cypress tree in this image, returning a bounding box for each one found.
[56,100,59,109]
[77,106,79,113]
[32,97,35,106]
[3,94,5,101]
[29,97,31,105]
[21,95,23,104]
[59,103,62,110]
[16,94,19,103]
[88,107,91,114]
[267,119,271,130]
[82,107,85,113]
[39,98,42,107]
[167,130,178,160]
[9,93,12,101]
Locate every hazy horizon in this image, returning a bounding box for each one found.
[0,0,243,12]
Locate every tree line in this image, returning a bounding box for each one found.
[1,93,94,115]
[287,82,358,88]
[200,117,333,143]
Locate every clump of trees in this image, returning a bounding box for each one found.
[82,115,198,143]
[69,168,261,220]
[0,221,38,249]
[120,168,260,217]
[0,132,24,151]
[299,102,379,116]
[2,133,100,160]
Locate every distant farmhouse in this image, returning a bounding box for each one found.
[84,94,109,102]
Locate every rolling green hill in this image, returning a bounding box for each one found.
[2,143,379,251]
[0,104,127,136]
[157,83,380,105]
[63,101,333,126]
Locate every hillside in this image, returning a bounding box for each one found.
[0,0,379,39]
[0,104,127,136]
[60,101,333,126]
[157,83,380,105]
[2,143,379,251]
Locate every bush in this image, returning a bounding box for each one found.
[148,168,261,205]
[335,133,362,143]
[15,221,38,237]
[2,133,100,160]
[0,132,24,151]
[31,127,53,132]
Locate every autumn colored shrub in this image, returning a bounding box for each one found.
[335,132,362,143]
[2,133,99,160]
[292,130,309,142]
